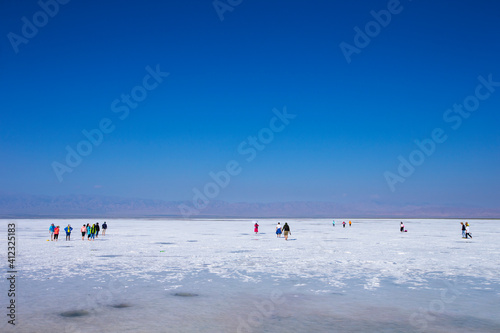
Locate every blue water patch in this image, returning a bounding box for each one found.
[110,303,132,308]
[173,292,199,297]
[60,310,89,318]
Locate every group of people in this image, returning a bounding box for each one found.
[51,220,474,242]
[252,222,292,241]
[254,221,475,241]
[332,220,352,227]
[275,222,291,240]
[49,224,59,241]
[461,222,472,239]
[49,222,107,241]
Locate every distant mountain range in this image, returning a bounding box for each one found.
[0,193,498,218]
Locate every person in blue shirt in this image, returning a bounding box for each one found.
[102,221,108,236]
[64,224,73,241]
[49,223,55,241]
[86,223,91,241]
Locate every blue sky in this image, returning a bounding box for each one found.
[1,0,499,212]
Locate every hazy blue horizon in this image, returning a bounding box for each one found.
[1,192,498,219]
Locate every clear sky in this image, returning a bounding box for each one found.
[1,0,499,212]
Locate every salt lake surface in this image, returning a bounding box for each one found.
[1,218,499,333]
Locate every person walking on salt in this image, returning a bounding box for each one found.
[276,222,282,238]
[102,221,108,236]
[81,224,86,240]
[282,222,291,241]
[465,222,472,239]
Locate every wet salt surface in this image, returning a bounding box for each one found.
[1,218,499,332]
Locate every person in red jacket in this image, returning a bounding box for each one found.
[254,222,259,234]
[54,226,60,241]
